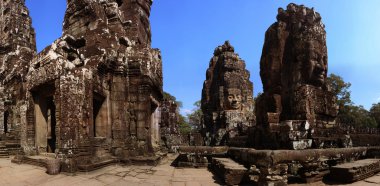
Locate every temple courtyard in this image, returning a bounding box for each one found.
[0,154,378,186]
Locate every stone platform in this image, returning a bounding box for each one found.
[1,154,380,185]
[0,154,222,186]
[174,146,229,168]
[330,159,380,183]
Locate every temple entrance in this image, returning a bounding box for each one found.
[46,97,56,153]
[33,84,56,153]
[3,111,8,133]
[93,93,107,137]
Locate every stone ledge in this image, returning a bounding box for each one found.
[210,157,248,185]
[330,159,380,183]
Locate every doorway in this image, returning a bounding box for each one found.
[33,84,56,153]
[3,111,8,133]
[93,93,107,137]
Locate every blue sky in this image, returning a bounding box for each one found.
[26,0,380,114]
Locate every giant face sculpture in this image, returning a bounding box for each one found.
[304,41,327,87]
[225,88,242,110]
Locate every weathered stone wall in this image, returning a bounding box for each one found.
[201,41,255,146]
[160,98,184,150]
[0,0,36,148]
[0,0,165,166]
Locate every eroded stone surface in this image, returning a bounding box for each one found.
[254,3,338,150]
[0,0,37,154]
[330,159,380,183]
[201,41,255,146]
[257,3,337,126]
[210,157,248,185]
[0,0,164,171]
[160,99,182,151]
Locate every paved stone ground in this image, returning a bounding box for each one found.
[0,154,379,186]
[0,154,221,186]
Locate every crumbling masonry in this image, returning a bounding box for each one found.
[0,0,164,171]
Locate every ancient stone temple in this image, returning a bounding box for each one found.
[0,0,163,171]
[0,0,36,155]
[255,3,338,149]
[160,98,181,151]
[201,41,255,146]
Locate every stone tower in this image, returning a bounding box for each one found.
[0,0,36,86]
[63,0,152,46]
[14,0,164,171]
[0,0,36,140]
[256,3,338,149]
[201,41,255,146]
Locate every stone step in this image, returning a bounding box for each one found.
[329,159,380,183]
[210,157,248,185]
[77,158,118,172]
[19,156,48,168]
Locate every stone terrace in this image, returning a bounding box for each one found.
[1,154,380,185]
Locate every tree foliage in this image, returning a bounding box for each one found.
[326,73,352,107]
[187,100,203,130]
[163,91,183,108]
[370,102,380,128]
[163,91,190,134]
[178,114,191,135]
[338,105,377,128]
[327,73,377,128]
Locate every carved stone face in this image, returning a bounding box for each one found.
[225,88,242,110]
[304,41,327,87]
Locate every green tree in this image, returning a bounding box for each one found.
[327,74,377,128]
[370,102,380,128]
[163,91,190,134]
[339,105,377,128]
[178,114,191,135]
[163,91,183,108]
[326,73,352,107]
[187,101,203,130]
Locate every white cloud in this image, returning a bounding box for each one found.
[180,109,192,116]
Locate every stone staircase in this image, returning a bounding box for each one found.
[210,157,248,185]
[0,140,21,158]
[0,143,9,158]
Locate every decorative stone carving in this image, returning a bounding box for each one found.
[201,41,255,146]
[256,3,338,149]
[0,0,36,151]
[0,0,163,171]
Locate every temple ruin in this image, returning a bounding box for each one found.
[0,0,167,171]
[160,98,182,151]
[201,41,255,146]
[178,3,380,186]
[0,0,36,157]
[1,1,380,185]
[253,3,339,150]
